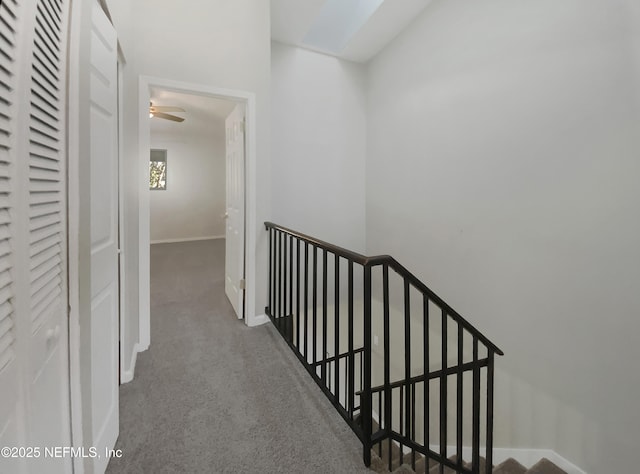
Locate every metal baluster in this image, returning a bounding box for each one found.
[400,384,405,469]
[277,231,282,321]
[457,323,463,470]
[362,264,372,467]
[335,254,340,405]
[348,261,354,419]
[412,383,416,469]
[303,242,309,361]
[486,350,495,474]
[388,389,393,473]
[472,338,480,471]
[404,279,411,442]
[440,310,447,474]
[289,234,293,340]
[283,234,288,335]
[312,246,318,370]
[268,227,272,316]
[383,264,391,472]
[424,295,430,462]
[383,264,391,438]
[322,249,328,385]
[295,238,300,351]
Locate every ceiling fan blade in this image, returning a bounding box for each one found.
[150,106,185,113]
[153,112,185,122]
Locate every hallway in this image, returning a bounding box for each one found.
[106,240,370,473]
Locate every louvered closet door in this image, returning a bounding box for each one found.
[0,1,27,473]
[26,0,72,472]
[0,0,72,473]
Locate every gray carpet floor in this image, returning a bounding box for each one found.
[106,239,371,474]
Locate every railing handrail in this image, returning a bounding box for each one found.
[265,221,504,356]
[265,221,371,264]
[360,357,491,395]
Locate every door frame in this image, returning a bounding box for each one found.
[137,76,259,350]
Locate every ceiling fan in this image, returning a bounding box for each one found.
[149,102,185,122]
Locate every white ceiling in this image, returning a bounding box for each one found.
[149,88,238,136]
[271,0,434,63]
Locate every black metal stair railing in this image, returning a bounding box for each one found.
[265,222,504,473]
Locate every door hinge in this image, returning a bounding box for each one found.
[239,278,246,290]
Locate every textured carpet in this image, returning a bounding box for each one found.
[105,239,371,474]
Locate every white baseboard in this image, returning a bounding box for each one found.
[248,313,270,327]
[150,235,224,244]
[121,343,141,384]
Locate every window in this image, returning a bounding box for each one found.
[150,149,167,190]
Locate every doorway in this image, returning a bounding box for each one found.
[147,89,242,316]
[138,77,259,349]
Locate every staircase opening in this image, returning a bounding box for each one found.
[264,222,504,473]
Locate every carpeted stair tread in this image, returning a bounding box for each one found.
[527,458,567,474]
[493,458,527,474]
[370,450,390,474]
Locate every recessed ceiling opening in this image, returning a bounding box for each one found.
[302,0,386,54]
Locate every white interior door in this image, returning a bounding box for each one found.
[89,2,119,472]
[0,0,72,473]
[225,104,246,319]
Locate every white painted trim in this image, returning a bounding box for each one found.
[137,79,151,352]
[120,343,141,384]
[247,313,269,327]
[138,75,260,347]
[150,235,225,245]
[426,445,587,474]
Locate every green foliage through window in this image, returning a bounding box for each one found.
[150,149,167,190]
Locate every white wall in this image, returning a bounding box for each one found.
[366,1,640,472]
[150,129,226,243]
[271,42,367,252]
